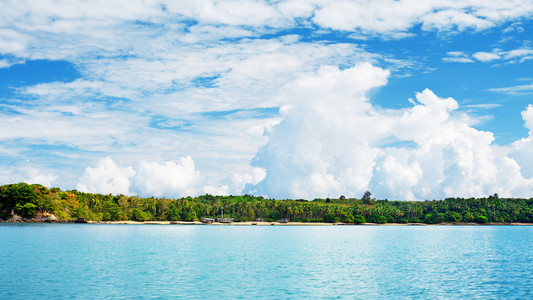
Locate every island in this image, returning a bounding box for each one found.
[1,182,532,225]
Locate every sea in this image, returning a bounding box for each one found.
[0,224,532,299]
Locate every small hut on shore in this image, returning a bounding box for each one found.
[215,217,234,223]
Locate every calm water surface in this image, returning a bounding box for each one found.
[0,224,532,299]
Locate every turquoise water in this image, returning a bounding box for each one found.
[0,224,532,299]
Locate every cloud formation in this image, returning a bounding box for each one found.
[489,84,533,95]
[446,47,533,64]
[1,1,532,200]
[77,157,136,195]
[132,158,200,197]
[77,157,200,197]
[249,64,533,200]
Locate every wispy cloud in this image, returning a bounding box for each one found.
[450,47,533,63]
[463,103,501,109]
[489,84,533,95]
[443,51,473,63]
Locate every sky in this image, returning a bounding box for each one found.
[1,0,533,200]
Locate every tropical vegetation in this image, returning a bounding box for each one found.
[1,183,533,224]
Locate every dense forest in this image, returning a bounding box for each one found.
[1,183,533,224]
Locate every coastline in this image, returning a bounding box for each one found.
[89,221,533,226]
[3,220,531,226]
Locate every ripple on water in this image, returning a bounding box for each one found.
[0,224,532,299]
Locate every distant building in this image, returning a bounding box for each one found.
[215,217,234,223]
[256,218,264,222]
[279,218,289,223]
[200,218,215,223]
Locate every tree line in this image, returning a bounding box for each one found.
[1,183,533,224]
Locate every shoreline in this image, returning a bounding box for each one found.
[89,221,533,226]
[3,220,533,226]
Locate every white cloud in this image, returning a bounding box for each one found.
[489,84,533,95]
[421,8,494,31]
[230,166,266,195]
[508,105,533,179]
[1,0,533,201]
[203,185,230,196]
[132,157,200,198]
[473,51,500,62]
[166,1,282,27]
[442,57,474,63]
[250,63,391,199]
[0,167,57,188]
[0,0,531,63]
[443,51,474,63]
[249,65,533,200]
[310,0,533,35]
[77,157,136,195]
[74,156,266,197]
[504,48,533,60]
[453,47,533,64]
[0,28,31,54]
[24,169,57,187]
[0,59,12,68]
[463,103,501,109]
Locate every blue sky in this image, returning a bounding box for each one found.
[1,0,533,200]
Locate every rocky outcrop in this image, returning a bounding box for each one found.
[34,211,59,222]
[3,211,60,223]
[7,214,23,222]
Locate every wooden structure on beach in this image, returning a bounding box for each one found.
[200,218,215,223]
[215,217,234,223]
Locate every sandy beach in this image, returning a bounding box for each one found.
[88,221,533,226]
[91,220,337,226]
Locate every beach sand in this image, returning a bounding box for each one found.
[92,220,337,225]
[88,221,533,225]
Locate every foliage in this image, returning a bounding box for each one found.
[353,215,366,224]
[1,183,533,225]
[0,183,37,219]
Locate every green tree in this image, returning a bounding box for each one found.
[15,202,38,219]
[132,208,149,222]
[476,215,489,224]
[362,191,372,204]
[353,214,366,224]
[368,215,387,224]
[323,213,340,223]
[0,183,37,219]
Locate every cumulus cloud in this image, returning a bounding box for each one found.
[249,64,533,200]
[250,63,391,199]
[75,156,262,197]
[2,0,533,200]
[132,157,200,198]
[77,157,200,197]
[0,167,57,188]
[24,169,57,187]
[77,157,136,195]
[508,105,533,179]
